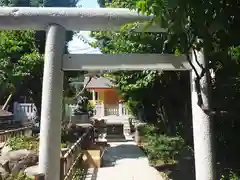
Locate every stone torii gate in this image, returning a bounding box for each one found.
[0,7,214,180]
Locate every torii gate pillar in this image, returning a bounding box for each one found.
[0,7,216,180]
[38,24,66,180]
[191,49,216,180]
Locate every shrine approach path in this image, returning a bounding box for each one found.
[84,141,164,180]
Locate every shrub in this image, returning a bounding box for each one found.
[145,135,185,163]
[88,101,95,110]
[7,136,39,151]
[138,124,185,164]
[138,124,156,137]
[221,170,240,180]
[5,172,33,180]
[7,135,67,151]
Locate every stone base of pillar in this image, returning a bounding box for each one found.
[135,123,147,145]
[25,165,44,180]
[105,122,126,142]
[71,114,89,124]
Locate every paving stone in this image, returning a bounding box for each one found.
[84,141,164,180]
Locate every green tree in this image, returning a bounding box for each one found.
[0,0,42,6]
[93,0,240,178]
[43,0,76,6]
[93,0,191,136]
[0,30,43,109]
[0,0,78,116]
[135,0,240,177]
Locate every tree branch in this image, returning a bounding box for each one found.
[74,77,92,99]
[186,51,200,79]
[193,48,204,70]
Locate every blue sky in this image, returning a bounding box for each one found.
[68,0,101,54]
[79,0,99,8]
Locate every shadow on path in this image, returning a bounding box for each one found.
[167,156,195,180]
[153,155,195,180]
[102,144,146,167]
[82,143,164,180]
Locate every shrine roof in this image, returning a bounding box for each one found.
[84,77,114,89]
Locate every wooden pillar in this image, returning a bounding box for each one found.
[118,102,123,116]
[92,89,96,103]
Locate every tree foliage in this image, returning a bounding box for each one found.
[0,30,43,107]
[92,0,240,177]
[43,0,77,7]
[0,0,77,115]
[0,0,42,6]
[92,0,192,137]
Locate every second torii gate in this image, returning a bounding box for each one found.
[0,7,214,180]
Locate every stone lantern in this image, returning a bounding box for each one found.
[71,95,90,125]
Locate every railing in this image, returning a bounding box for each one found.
[14,102,130,121]
[60,127,94,180]
[122,104,130,115]
[104,104,118,115]
[0,126,94,180]
[95,104,104,117]
[0,125,32,143]
[65,103,129,117]
[13,102,37,121]
[33,173,45,180]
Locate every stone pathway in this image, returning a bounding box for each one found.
[84,141,164,180]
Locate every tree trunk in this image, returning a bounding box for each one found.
[28,77,43,118]
[32,93,42,118]
[191,48,216,180]
[2,93,13,110]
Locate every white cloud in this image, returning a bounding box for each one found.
[68,0,101,54]
[68,31,102,54]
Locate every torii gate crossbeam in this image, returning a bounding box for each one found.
[0,7,214,180]
[62,54,190,71]
[0,7,165,32]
